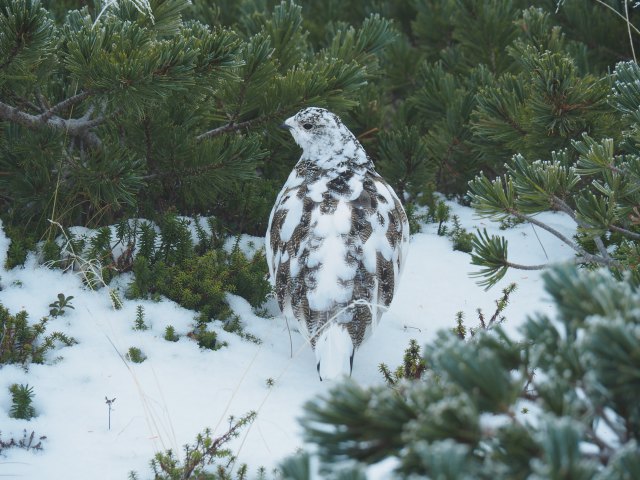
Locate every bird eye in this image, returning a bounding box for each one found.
[302,123,313,130]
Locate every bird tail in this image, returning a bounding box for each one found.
[315,323,354,381]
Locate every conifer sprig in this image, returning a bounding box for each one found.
[291,265,640,478]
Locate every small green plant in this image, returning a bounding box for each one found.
[447,215,474,253]
[133,305,148,331]
[0,303,76,367]
[48,293,75,317]
[405,202,427,234]
[431,200,451,236]
[42,239,62,265]
[223,315,261,344]
[266,378,275,388]
[109,289,123,310]
[144,412,256,480]
[126,347,146,363]
[454,282,517,340]
[3,225,37,269]
[379,339,427,386]
[164,325,179,342]
[0,430,45,454]
[499,215,524,230]
[453,311,467,339]
[127,214,270,325]
[9,384,36,420]
[192,326,225,351]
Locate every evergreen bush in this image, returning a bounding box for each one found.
[468,60,640,288]
[283,265,640,478]
[1,1,639,475]
[0,0,397,240]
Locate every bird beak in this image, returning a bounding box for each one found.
[279,123,292,130]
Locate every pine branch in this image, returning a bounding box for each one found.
[471,205,622,288]
[506,207,620,268]
[503,260,549,271]
[609,224,640,240]
[196,98,307,141]
[507,207,579,250]
[550,195,612,262]
[140,161,229,181]
[196,118,260,141]
[40,92,93,122]
[0,99,103,148]
[552,193,640,243]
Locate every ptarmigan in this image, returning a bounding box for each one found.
[265,107,409,380]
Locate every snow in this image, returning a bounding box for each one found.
[0,200,577,478]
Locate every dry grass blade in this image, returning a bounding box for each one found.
[93,0,155,27]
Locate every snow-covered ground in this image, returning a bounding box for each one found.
[0,200,576,479]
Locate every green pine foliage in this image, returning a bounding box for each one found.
[2,223,37,269]
[9,383,36,420]
[0,0,398,239]
[447,215,474,253]
[454,282,517,339]
[430,200,450,236]
[287,265,640,478]
[130,246,263,322]
[0,303,76,367]
[191,324,224,351]
[3,0,634,243]
[468,59,640,288]
[1,0,639,476]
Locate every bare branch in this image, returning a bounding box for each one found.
[508,207,580,250]
[609,223,640,240]
[505,260,548,271]
[507,207,621,268]
[552,195,611,261]
[0,100,46,128]
[550,196,576,219]
[0,98,103,149]
[196,104,299,141]
[552,194,640,243]
[41,92,93,122]
[196,118,261,141]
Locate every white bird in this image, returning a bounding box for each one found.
[265,107,409,380]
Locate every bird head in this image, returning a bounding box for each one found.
[281,107,369,168]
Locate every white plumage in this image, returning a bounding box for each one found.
[265,107,409,380]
